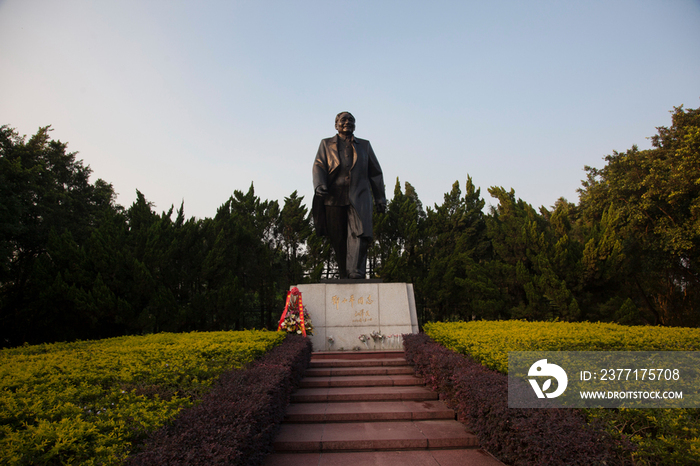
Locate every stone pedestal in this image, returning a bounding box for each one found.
[294,282,418,352]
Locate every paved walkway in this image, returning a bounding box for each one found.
[263,350,504,466]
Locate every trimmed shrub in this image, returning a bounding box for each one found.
[424,321,700,465]
[127,334,312,466]
[0,330,285,466]
[423,321,700,374]
[403,333,633,466]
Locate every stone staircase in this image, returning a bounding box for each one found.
[263,351,504,465]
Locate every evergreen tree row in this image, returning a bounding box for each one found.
[1,104,698,346]
[372,105,699,328]
[0,125,315,346]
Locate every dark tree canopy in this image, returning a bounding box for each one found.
[578,105,700,325]
[2,104,697,346]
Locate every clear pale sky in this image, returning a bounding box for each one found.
[2,1,699,219]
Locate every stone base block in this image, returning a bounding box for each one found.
[294,282,418,352]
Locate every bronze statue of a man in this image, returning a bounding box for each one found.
[312,112,386,279]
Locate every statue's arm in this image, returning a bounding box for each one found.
[367,142,386,212]
[312,140,329,196]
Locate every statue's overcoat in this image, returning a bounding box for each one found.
[312,134,385,239]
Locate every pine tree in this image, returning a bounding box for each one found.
[423,177,495,321]
[279,191,311,285]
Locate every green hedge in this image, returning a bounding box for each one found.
[0,330,285,465]
[424,321,700,466]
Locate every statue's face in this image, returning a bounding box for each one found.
[335,113,355,135]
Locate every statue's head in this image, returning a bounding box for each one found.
[335,112,355,136]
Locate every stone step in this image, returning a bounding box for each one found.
[309,358,409,368]
[305,365,414,377]
[300,374,423,388]
[311,350,405,360]
[273,420,479,452]
[284,400,455,423]
[263,449,506,466]
[263,344,508,466]
[291,386,439,403]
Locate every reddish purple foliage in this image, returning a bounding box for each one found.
[403,333,633,466]
[127,334,312,466]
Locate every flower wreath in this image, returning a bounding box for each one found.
[277,287,313,336]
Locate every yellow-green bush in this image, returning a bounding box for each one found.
[424,321,700,466]
[424,320,700,374]
[0,330,285,466]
